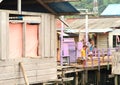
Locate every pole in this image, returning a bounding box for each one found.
[85,9,88,45]
[18,0,21,14]
[60,16,64,66]
[85,9,88,69]
[115,75,118,85]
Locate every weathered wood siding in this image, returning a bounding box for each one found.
[97,29,120,50]
[41,14,56,58]
[0,58,57,85]
[112,52,120,74]
[97,33,108,50]
[0,12,57,84]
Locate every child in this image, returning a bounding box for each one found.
[81,45,87,67]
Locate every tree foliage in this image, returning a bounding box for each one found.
[71,0,120,14]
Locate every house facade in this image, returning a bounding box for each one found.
[0,0,79,84]
[58,18,120,50]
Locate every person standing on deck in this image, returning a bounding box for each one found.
[81,45,87,67]
[88,39,95,63]
[88,39,95,54]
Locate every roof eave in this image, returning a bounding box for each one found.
[57,12,80,16]
[43,0,79,3]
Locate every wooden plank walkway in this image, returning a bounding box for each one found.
[56,56,112,85]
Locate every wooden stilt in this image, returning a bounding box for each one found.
[75,72,78,85]
[96,70,100,85]
[19,62,29,85]
[85,70,88,84]
[82,71,85,85]
[55,82,58,85]
[82,71,87,85]
[43,83,45,85]
[115,75,118,85]
[61,67,65,85]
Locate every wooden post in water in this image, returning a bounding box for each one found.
[75,72,78,85]
[97,50,100,85]
[96,70,100,85]
[98,50,100,71]
[115,75,118,85]
[82,71,86,85]
[107,48,110,70]
[83,69,88,85]
[85,48,88,84]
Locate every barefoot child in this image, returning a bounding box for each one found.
[81,45,87,67]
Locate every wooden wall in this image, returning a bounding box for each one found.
[97,29,120,50]
[112,52,120,75]
[0,58,57,85]
[97,33,108,50]
[41,14,57,58]
[0,12,57,84]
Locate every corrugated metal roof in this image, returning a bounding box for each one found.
[101,4,120,16]
[48,2,79,13]
[0,0,79,15]
[68,18,120,30]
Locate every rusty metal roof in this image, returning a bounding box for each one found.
[68,18,120,30]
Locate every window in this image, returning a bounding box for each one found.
[9,22,40,59]
[113,35,120,48]
[9,23,23,58]
[26,23,39,57]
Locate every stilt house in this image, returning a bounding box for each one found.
[0,0,79,84]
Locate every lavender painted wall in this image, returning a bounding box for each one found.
[63,38,76,62]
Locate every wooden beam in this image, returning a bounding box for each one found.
[17,0,21,14]
[115,75,118,85]
[38,23,41,57]
[44,14,51,57]
[75,72,78,85]
[57,12,96,16]
[57,12,95,16]
[22,22,26,57]
[0,12,9,60]
[50,15,56,58]
[40,14,45,58]
[36,0,57,15]
[43,0,79,3]
[57,12,80,16]
[58,17,72,28]
[96,71,100,85]
[19,62,29,85]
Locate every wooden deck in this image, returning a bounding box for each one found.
[56,56,112,85]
